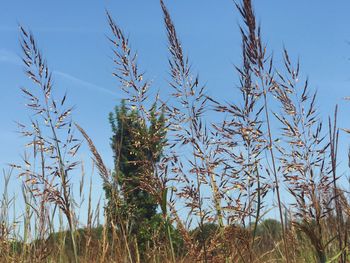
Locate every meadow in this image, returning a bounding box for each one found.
[1,0,350,262]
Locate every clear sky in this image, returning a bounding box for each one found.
[1,0,350,222]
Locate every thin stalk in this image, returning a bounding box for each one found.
[328,105,345,262]
[263,90,289,262]
[166,217,176,263]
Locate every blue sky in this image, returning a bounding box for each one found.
[1,0,350,222]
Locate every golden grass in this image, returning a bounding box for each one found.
[1,1,349,262]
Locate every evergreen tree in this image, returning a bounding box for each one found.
[106,100,166,250]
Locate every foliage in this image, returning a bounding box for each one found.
[106,100,167,254]
[1,0,350,262]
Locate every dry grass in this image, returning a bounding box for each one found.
[1,0,350,262]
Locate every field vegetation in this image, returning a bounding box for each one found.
[1,0,350,262]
